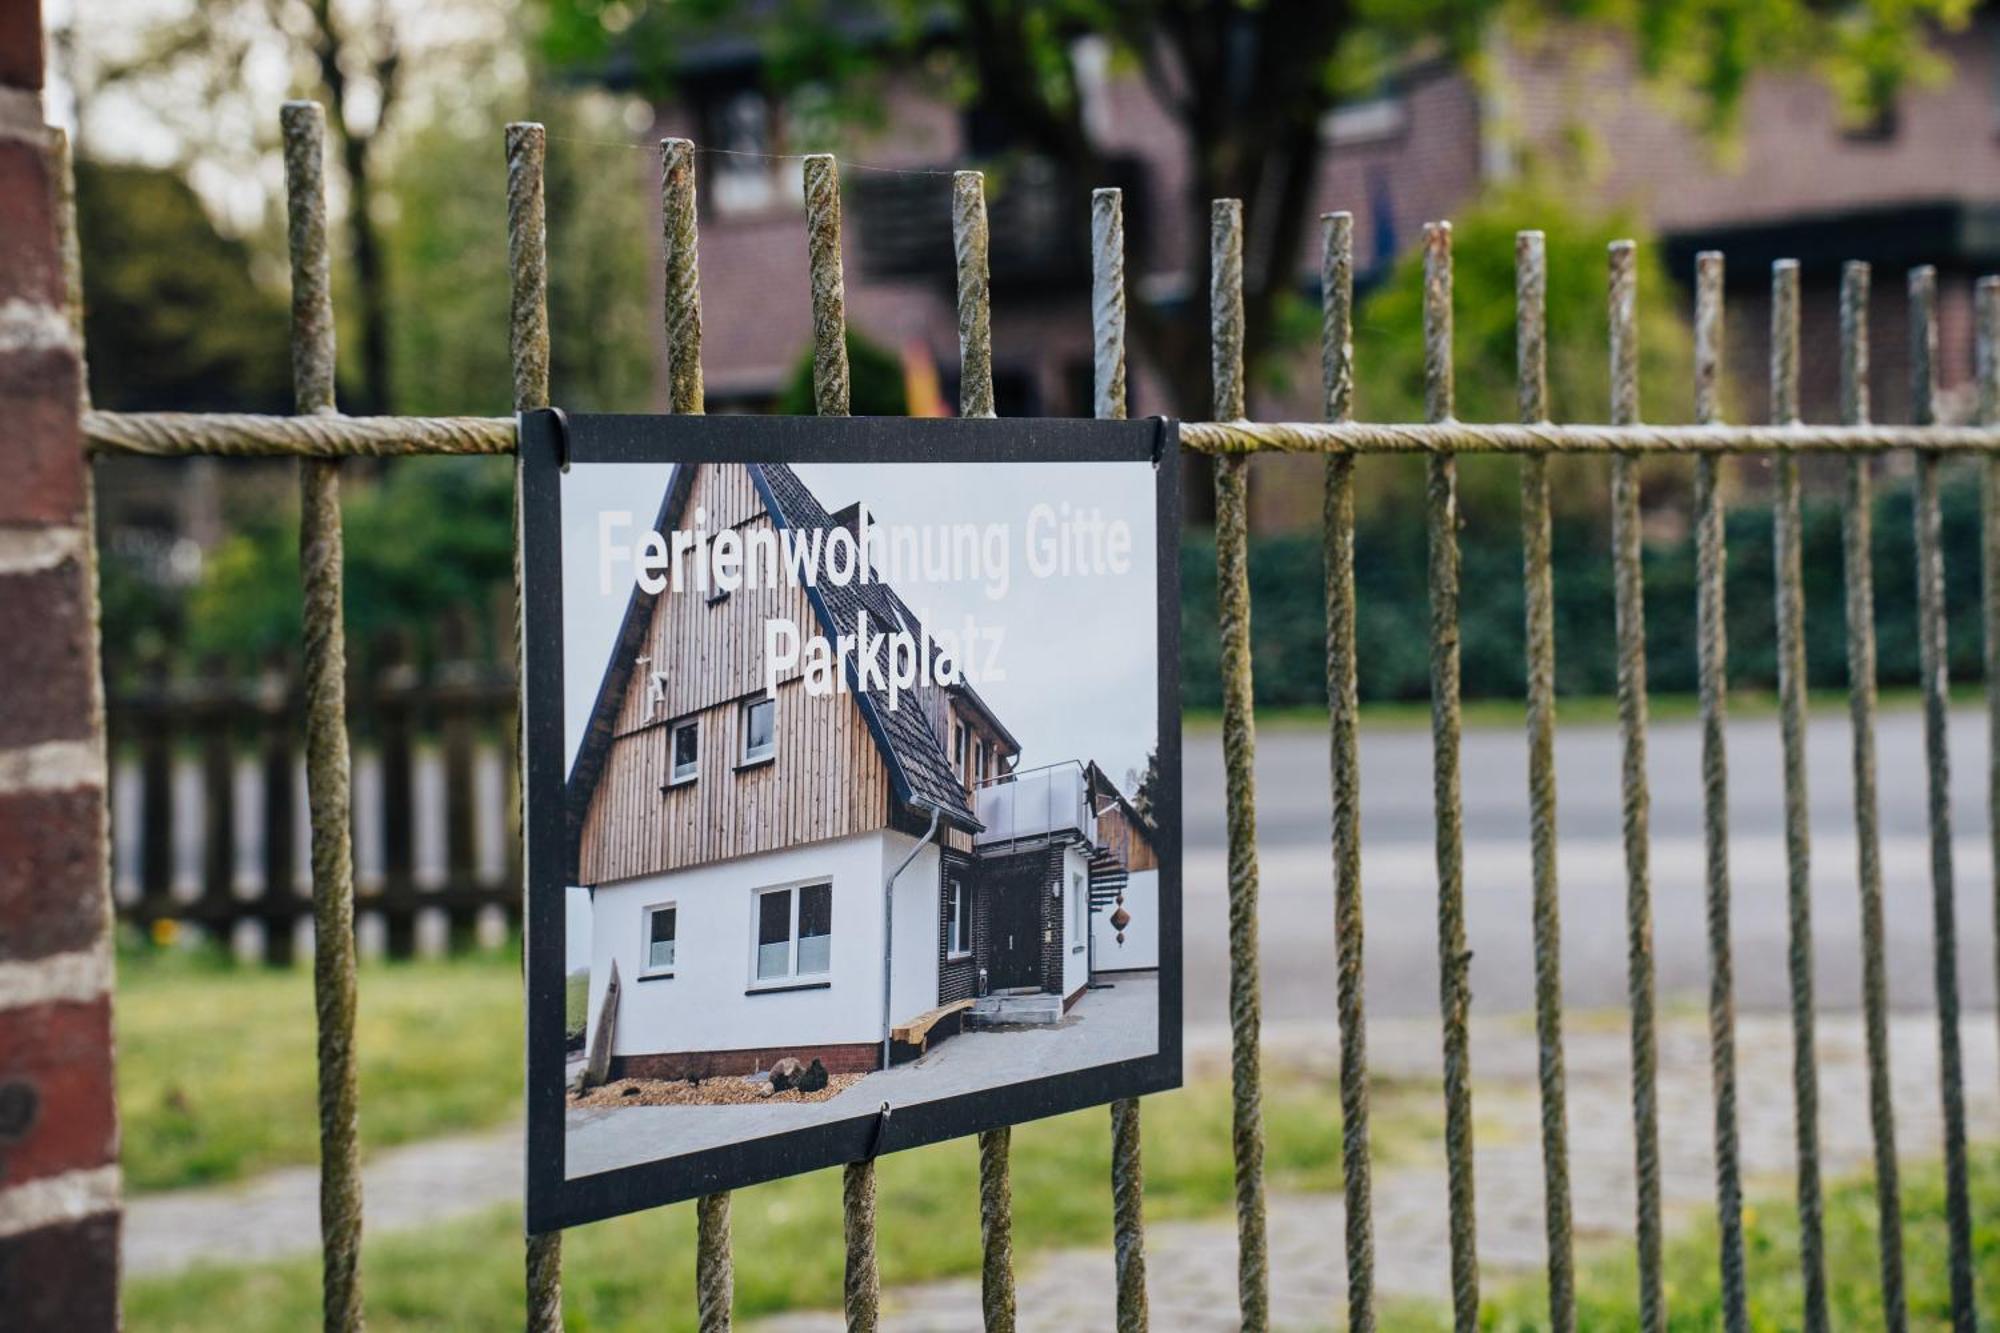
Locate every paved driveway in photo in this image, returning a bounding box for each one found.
[564,973,1160,1179]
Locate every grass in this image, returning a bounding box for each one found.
[117,942,523,1193]
[127,1069,1439,1331]
[565,969,589,1044]
[1461,1147,2000,1331]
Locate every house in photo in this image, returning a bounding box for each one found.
[1083,761,1160,974]
[568,461,1150,1081]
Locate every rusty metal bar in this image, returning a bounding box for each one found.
[507,121,564,1333]
[1211,196,1268,1333]
[1692,251,1747,1333]
[281,100,363,1333]
[1911,264,1977,1332]
[1323,210,1374,1333]
[1840,259,1906,1333]
[661,136,733,1333]
[804,155,851,420]
[1094,185,1150,1333]
[1178,420,2000,454]
[1771,259,1829,1333]
[81,411,2000,461]
[1608,239,1663,1333]
[803,150,881,1333]
[1423,220,1477,1333]
[1984,279,2000,1193]
[955,171,995,420]
[953,170,1015,1333]
[663,139,706,420]
[1516,228,1573,1333]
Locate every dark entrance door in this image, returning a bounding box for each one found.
[984,858,1045,991]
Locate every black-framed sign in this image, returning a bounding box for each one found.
[521,410,1182,1231]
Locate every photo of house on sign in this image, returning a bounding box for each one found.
[551,439,1173,1186]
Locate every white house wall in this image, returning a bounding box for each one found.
[1062,843,1091,999]
[586,828,942,1065]
[886,830,942,1029]
[1091,867,1158,972]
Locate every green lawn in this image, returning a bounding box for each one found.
[1461,1147,2000,1331]
[127,1068,1439,1331]
[117,943,523,1192]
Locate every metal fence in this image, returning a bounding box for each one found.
[70,101,2000,1332]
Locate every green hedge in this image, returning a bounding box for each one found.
[1182,463,1993,710]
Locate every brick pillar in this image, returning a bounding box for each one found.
[0,6,123,1329]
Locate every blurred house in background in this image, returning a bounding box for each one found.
[628,16,2000,529]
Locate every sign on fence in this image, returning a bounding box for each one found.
[520,410,1182,1228]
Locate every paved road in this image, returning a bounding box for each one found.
[1182,704,2000,1030]
[118,701,2000,1027]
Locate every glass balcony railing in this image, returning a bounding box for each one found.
[973,761,1096,847]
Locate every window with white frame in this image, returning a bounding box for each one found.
[643,903,677,975]
[741,696,775,765]
[953,722,968,779]
[669,717,699,785]
[754,881,832,982]
[1071,871,1086,947]
[946,876,972,958]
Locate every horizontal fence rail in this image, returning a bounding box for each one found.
[70,112,2000,1333]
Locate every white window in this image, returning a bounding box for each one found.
[946,877,972,958]
[669,717,699,786]
[741,697,775,765]
[754,881,832,982]
[953,723,968,778]
[1071,871,1086,947]
[975,740,987,785]
[642,903,677,976]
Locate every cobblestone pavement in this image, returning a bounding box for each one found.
[757,1011,2000,1331]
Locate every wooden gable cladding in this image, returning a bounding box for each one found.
[1096,804,1158,873]
[577,676,893,884]
[575,462,896,887]
[613,464,811,733]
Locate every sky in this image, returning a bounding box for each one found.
[557,457,1163,969]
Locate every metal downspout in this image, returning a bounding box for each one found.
[883,803,945,1070]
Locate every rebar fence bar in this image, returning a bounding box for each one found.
[72,112,2000,1331]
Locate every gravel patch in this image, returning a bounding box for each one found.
[570,1073,867,1109]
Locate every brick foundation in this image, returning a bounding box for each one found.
[0,12,122,1326]
[612,1041,882,1081]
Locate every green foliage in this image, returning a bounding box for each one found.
[386,90,656,416]
[773,328,909,416]
[565,970,590,1041]
[1183,462,1990,710]
[73,160,290,413]
[185,455,516,673]
[1346,183,1697,528]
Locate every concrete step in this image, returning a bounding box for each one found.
[966,992,1064,1026]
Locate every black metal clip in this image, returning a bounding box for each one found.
[549,405,572,473]
[864,1100,893,1160]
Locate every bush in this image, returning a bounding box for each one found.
[1182,460,1991,709]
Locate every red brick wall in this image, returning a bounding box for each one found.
[0,7,122,1326]
[613,1042,882,1080]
